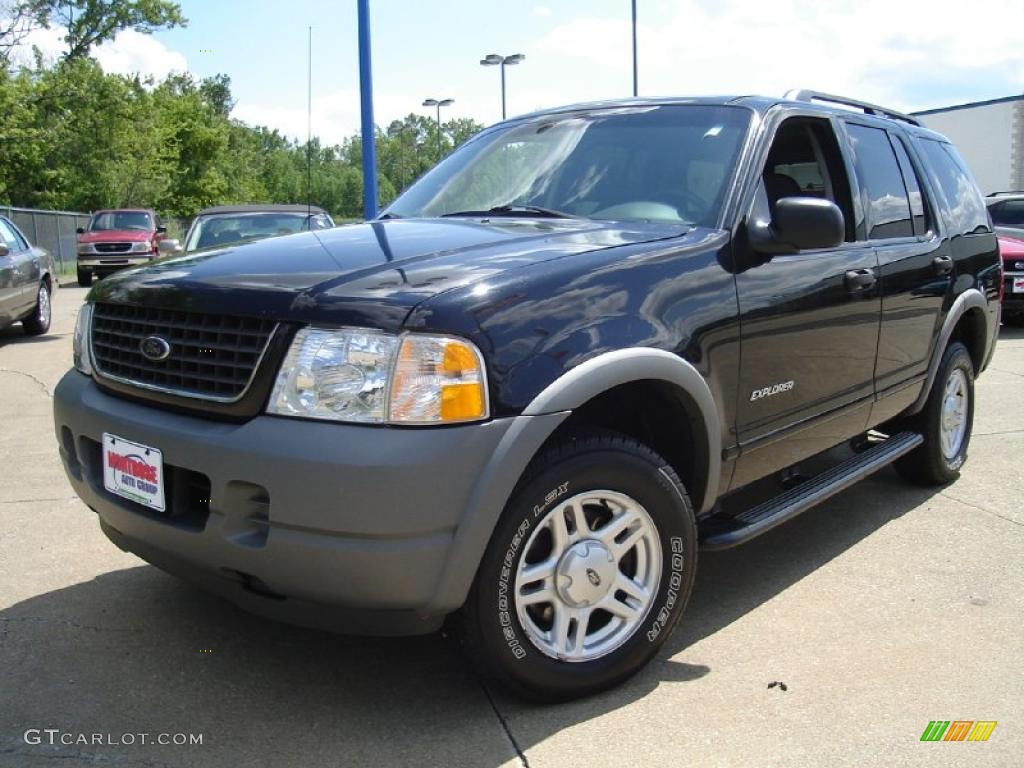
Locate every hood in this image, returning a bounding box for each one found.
[79,229,154,243]
[88,217,687,329]
[997,234,1024,262]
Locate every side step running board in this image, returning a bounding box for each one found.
[700,432,923,551]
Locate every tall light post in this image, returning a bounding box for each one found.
[422,98,454,162]
[631,0,638,96]
[479,53,525,120]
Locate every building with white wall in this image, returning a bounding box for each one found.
[913,95,1024,196]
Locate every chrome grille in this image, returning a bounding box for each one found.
[95,243,133,253]
[91,303,276,401]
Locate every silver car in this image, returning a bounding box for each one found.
[0,215,55,336]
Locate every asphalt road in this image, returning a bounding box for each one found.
[1,285,1021,767]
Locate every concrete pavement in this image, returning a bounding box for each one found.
[1,286,1020,767]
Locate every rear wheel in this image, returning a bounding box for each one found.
[461,433,698,701]
[894,341,974,485]
[22,281,51,335]
[77,268,91,287]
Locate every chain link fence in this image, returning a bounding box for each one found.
[3,205,92,276]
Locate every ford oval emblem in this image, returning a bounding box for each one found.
[139,336,171,362]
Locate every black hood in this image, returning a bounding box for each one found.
[88,217,686,329]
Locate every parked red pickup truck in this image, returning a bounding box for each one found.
[76,209,166,287]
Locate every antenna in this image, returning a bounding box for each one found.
[307,25,313,218]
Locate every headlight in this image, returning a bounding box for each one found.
[76,244,93,255]
[267,327,489,425]
[130,241,151,253]
[73,303,94,375]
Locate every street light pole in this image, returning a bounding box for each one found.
[422,98,454,162]
[631,0,638,97]
[480,53,525,120]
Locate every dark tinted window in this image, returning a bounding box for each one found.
[890,135,930,235]
[917,139,990,235]
[845,123,913,239]
[990,200,1024,227]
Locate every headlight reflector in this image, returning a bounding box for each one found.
[73,303,94,375]
[130,241,151,253]
[269,328,399,422]
[267,328,488,425]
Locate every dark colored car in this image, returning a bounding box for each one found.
[179,204,335,254]
[986,191,1024,240]
[76,209,166,287]
[0,215,54,335]
[998,233,1024,324]
[55,91,1000,701]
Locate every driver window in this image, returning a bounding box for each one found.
[757,117,856,242]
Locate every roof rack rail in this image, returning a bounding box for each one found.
[783,89,921,127]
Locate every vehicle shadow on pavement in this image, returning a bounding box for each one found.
[998,323,1024,340]
[0,468,937,767]
[0,327,63,347]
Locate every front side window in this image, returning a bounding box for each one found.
[756,116,856,242]
[385,105,752,227]
[89,211,154,232]
[0,218,25,251]
[845,123,913,240]
[916,139,990,235]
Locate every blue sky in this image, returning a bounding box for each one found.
[19,0,1024,145]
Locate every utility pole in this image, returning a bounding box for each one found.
[357,0,378,219]
[631,0,638,97]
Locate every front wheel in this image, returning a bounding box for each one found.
[894,341,974,485]
[461,433,698,701]
[22,281,51,336]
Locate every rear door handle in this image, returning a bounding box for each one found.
[844,268,876,291]
[933,255,953,276]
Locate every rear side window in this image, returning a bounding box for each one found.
[890,135,930,236]
[916,139,990,235]
[844,123,913,239]
[989,199,1024,227]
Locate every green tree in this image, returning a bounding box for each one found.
[53,0,187,60]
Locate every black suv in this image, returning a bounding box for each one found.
[54,91,1000,701]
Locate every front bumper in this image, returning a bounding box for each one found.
[78,255,153,271]
[1003,271,1024,314]
[54,371,530,635]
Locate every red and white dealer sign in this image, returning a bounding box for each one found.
[102,433,165,512]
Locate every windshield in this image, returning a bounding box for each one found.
[384,105,751,227]
[185,213,324,252]
[89,211,153,231]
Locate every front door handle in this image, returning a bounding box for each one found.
[844,268,876,292]
[933,255,953,276]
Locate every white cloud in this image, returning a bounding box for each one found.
[94,29,188,80]
[534,0,1024,112]
[8,26,187,81]
[533,5,552,17]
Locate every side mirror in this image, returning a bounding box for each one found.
[156,226,167,234]
[0,243,9,258]
[75,227,85,235]
[157,238,182,255]
[749,197,845,255]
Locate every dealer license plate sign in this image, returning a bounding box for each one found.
[1013,277,1024,294]
[102,433,166,512]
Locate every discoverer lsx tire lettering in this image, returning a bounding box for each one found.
[462,433,698,702]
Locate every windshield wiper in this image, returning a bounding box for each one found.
[441,204,579,219]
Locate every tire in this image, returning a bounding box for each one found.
[894,341,974,486]
[22,281,52,336]
[461,432,698,702]
[77,268,91,287]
